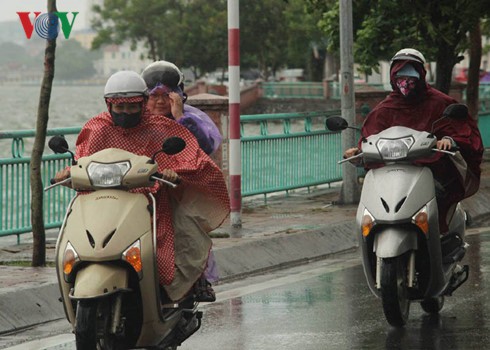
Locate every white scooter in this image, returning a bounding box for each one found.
[327,104,470,327]
[46,136,202,349]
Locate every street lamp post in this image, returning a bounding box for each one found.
[339,0,360,204]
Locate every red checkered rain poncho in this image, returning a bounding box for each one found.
[74,97,230,285]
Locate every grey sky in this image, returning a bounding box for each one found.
[0,0,88,28]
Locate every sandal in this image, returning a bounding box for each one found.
[194,276,216,302]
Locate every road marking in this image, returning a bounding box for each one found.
[3,334,74,350]
[211,257,361,303]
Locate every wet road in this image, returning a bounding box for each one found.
[183,230,490,350]
[3,231,490,350]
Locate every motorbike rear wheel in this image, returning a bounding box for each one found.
[420,296,444,314]
[380,255,411,327]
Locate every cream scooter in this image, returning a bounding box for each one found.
[46,136,201,349]
[327,104,471,327]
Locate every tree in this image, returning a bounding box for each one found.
[91,0,227,78]
[169,0,227,78]
[283,0,327,81]
[308,0,490,96]
[91,0,173,60]
[31,0,58,266]
[55,40,101,80]
[0,43,37,67]
[239,0,291,79]
[90,0,330,80]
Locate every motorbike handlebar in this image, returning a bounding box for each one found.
[151,174,180,188]
[338,152,364,165]
[432,148,457,156]
[44,177,72,192]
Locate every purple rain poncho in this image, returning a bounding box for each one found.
[179,104,222,155]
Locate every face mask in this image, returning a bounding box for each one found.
[395,77,418,97]
[110,111,141,128]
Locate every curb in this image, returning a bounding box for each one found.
[215,221,357,282]
[0,221,359,336]
[0,172,488,336]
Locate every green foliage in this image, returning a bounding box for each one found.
[90,0,329,80]
[307,0,490,73]
[284,0,327,80]
[0,43,38,66]
[91,0,227,78]
[55,41,102,80]
[307,0,490,90]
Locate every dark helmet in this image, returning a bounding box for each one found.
[141,61,184,90]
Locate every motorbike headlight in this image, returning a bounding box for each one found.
[122,240,143,279]
[376,137,414,160]
[63,241,79,281]
[87,161,130,187]
[412,206,429,234]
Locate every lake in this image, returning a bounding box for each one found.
[0,84,107,158]
[0,84,107,132]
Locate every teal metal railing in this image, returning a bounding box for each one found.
[262,82,325,99]
[241,110,343,197]
[0,127,80,241]
[1,90,490,240]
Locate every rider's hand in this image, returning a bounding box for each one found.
[343,147,360,159]
[54,168,71,187]
[168,92,184,120]
[437,137,454,151]
[161,169,180,183]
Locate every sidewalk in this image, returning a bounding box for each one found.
[0,154,489,336]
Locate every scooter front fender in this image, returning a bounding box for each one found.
[374,227,418,258]
[71,264,130,299]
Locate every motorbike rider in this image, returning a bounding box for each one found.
[142,60,222,155]
[344,48,483,237]
[141,61,223,302]
[54,70,230,303]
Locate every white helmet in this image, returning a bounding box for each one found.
[141,60,184,89]
[391,48,426,65]
[104,70,148,98]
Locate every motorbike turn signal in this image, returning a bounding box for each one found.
[123,241,143,276]
[412,209,429,235]
[361,211,374,237]
[63,242,79,275]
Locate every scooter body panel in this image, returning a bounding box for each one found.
[359,165,435,223]
[60,190,152,261]
[72,264,129,299]
[373,227,418,258]
[56,190,181,347]
[358,164,452,299]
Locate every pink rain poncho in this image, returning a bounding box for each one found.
[74,101,230,287]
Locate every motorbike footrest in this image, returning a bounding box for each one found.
[446,265,469,296]
[442,246,466,264]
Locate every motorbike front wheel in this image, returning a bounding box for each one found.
[380,254,411,327]
[420,296,444,314]
[75,299,124,350]
[75,300,97,349]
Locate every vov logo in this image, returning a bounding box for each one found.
[17,12,79,40]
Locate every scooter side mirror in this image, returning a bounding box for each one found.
[48,136,70,154]
[326,116,349,131]
[162,137,186,155]
[48,136,76,165]
[442,103,468,120]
